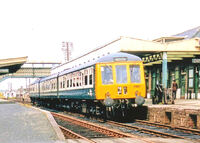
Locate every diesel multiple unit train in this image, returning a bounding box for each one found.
[29,52,146,119]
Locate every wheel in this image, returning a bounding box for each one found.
[106,106,115,120]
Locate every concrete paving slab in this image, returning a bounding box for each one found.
[0,102,65,143]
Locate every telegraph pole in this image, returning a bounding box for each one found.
[62,42,73,62]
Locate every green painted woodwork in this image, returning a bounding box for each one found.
[175,67,179,86]
[151,68,156,96]
[194,66,198,99]
[181,74,186,97]
[188,66,194,88]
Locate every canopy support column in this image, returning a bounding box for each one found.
[162,52,168,103]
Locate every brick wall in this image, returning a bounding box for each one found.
[148,106,200,129]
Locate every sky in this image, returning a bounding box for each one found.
[0,0,199,90]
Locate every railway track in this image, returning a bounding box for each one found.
[55,111,200,141]
[107,120,185,139]
[59,125,96,143]
[106,120,200,142]
[51,112,154,143]
[135,119,200,135]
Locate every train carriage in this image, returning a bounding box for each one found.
[30,52,146,119]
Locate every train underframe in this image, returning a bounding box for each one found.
[30,97,137,120]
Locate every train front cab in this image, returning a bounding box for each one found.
[95,61,146,108]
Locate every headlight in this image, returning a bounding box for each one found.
[118,87,122,94]
[123,86,127,94]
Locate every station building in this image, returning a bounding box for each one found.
[52,26,200,100]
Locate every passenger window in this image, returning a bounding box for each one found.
[101,66,113,85]
[60,82,63,88]
[67,80,69,88]
[51,83,54,90]
[70,79,72,87]
[73,78,76,87]
[130,65,141,83]
[116,65,127,83]
[63,77,66,88]
[89,74,92,85]
[77,77,79,87]
[81,73,84,86]
[85,75,88,85]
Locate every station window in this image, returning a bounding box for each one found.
[89,74,93,85]
[130,65,141,83]
[101,65,113,85]
[189,67,194,88]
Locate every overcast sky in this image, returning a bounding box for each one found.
[0,0,199,62]
[0,0,199,90]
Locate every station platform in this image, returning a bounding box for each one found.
[0,99,65,143]
[143,98,200,130]
[144,98,200,108]
[0,98,198,143]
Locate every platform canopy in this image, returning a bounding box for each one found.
[52,35,200,73]
[0,56,28,75]
[118,36,200,66]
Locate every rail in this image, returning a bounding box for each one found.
[51,112,153,143]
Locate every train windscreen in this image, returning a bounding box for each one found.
[115,65,127,84]
[129,65,141,83]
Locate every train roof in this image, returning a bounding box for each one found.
[59,52,141,76]
[96,52,141,63]
[36,52,141,82]
[29,78,41,85]
[40,73,59,82]
[59,61,96,76]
